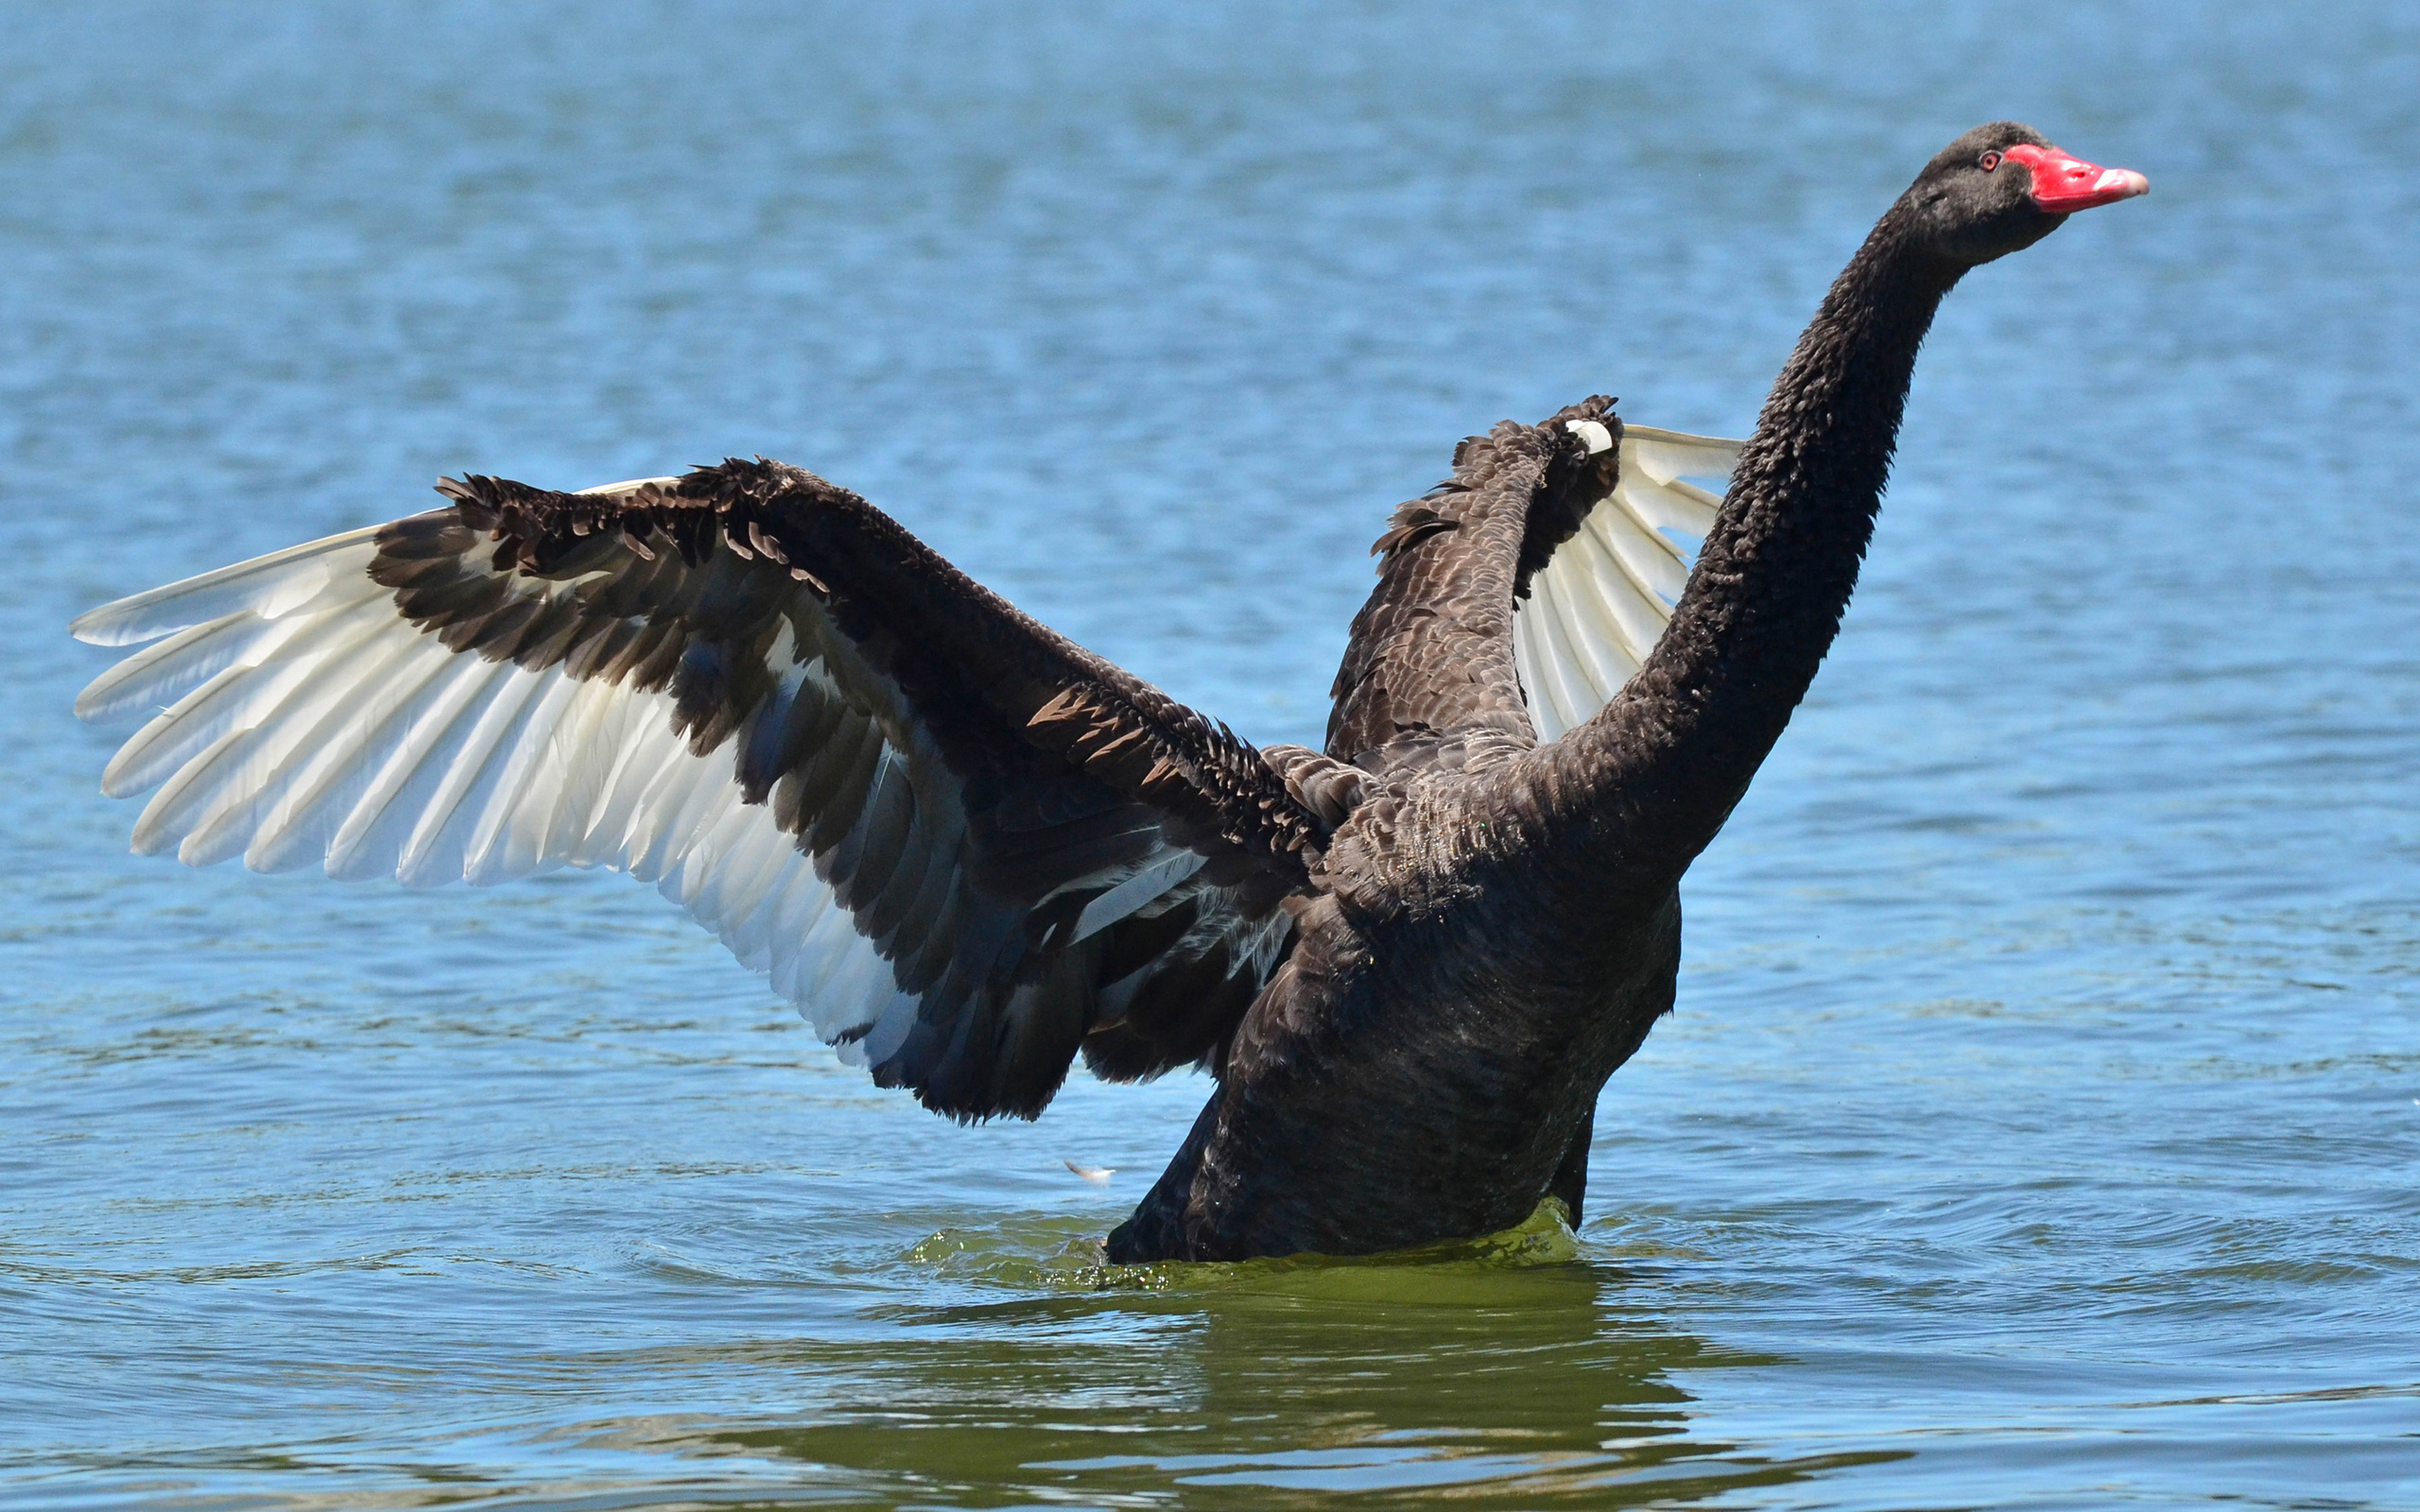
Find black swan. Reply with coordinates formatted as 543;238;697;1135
73;123;2143;1263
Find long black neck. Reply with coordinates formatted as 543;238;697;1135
1556;203;1963;885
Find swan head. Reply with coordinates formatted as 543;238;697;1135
1899;121;2148;268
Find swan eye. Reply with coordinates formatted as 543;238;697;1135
1979;150;2003;172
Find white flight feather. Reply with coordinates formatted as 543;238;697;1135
1529;574;1607;718
745;849;824;973
1511;616;1561;741
800;898;883;1040
1540;566;1636;696
1622;425;1743;490
1592;495;1693;606
130;606;406;855
207;627;441;870
695;793;786;923
245;643;464;875
103;605;370;797
1514;423;1742;741
526;673;633;863
723;845;809;971
325;655;518;880
673;784;752;912
573;694;687;870
78;609;277;723
768;877;832;999
462;669;592;884
395;664;553;886
1564;523;1668;663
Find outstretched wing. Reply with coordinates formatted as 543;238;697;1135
1512;422;1739;741
73;460;1318;1118
1324;400;1741;768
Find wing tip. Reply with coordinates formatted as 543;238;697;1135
66;524;390;648
69;599;159;648
1618;425;1747;490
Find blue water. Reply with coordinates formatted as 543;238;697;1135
5;3;2417;1507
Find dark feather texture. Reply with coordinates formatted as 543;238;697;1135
381;462;1334;1118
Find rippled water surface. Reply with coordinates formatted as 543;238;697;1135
6;3;2417;1507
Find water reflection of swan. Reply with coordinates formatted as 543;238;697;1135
73;124;2142;1263
637;1229;1898;1504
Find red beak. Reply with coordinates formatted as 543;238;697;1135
2004;144;2149;213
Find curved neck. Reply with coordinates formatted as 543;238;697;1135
1556;209;1962;883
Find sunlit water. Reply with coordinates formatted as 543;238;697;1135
4;4;2416;1507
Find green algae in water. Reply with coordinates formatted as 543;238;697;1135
904;1199;1584;1295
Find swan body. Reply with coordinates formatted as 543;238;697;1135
74;123;2142;1262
